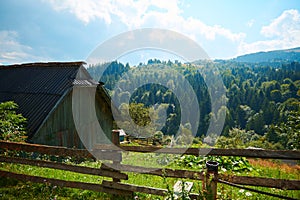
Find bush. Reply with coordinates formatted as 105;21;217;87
175;155;253;173
0;101;27;142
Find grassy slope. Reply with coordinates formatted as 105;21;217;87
0;154;299;200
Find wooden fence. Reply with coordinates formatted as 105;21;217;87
0;132;300;199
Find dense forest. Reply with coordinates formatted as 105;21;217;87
87;59;300;150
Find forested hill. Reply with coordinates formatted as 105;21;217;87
233;47;300;63
87;59;300;150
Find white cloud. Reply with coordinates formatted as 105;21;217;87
47;0;113;24
247;19;255;28
45;1;300;58
46;0;245;43
261;9;300;38
238;9;300;55
0;31;42;64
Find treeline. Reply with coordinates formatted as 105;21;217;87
219;61;300;149
220;61;299;133
87;60;300;150
89;60;212;137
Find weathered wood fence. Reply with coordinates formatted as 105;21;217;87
0;131;299;199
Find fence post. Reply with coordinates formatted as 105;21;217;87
204;161;218;200
112;130;120;147
112;130;121;183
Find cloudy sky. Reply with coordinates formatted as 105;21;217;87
1;0;300;65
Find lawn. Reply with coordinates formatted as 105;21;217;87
0;152;299;200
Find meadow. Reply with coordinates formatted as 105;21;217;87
0;151;299;200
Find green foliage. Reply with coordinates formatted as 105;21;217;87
154;131;163;140
216;128;261;148
175;155;253;173
175;124;194;145
117;103;158;138
216;128;280;150
266;110;300;150
0;101;27;142
129;103;152;127
88;59;300;150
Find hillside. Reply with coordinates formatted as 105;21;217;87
233;47;300;63
87;59;300;150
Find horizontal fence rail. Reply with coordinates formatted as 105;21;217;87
218;179;298;200
0;141;94;159
0;170;132;196
1;141;299;160
94;144;300;160
0;156;128;180
102;163;300;190
102;180;168;196
101;163;205;180
1;140;300;199
220;174;300;190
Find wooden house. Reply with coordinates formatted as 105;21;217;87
0;62;114;149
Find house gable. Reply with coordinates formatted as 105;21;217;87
0;62;114;148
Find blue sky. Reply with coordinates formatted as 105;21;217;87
0;0;300;65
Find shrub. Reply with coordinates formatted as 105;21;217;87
0;101;27;142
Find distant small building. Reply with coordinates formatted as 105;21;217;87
118;129;126;142
0;62;114;149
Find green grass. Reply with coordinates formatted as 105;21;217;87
0;153;299;200
0;179;112;200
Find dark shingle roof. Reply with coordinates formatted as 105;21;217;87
0;61;98;138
